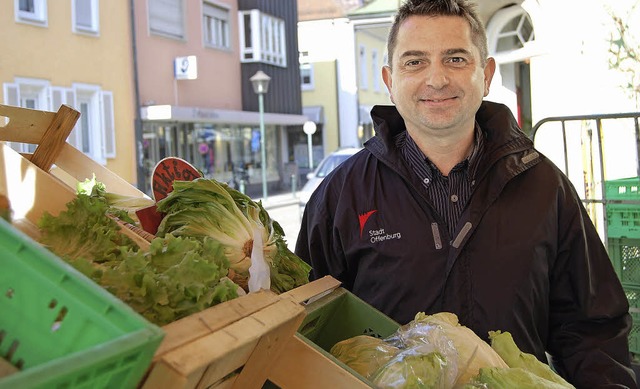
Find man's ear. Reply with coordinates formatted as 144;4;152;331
382;65;395;104
483;57;496;96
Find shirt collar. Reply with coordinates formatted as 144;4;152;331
398;122;485;181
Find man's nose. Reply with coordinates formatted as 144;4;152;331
425;63;449;89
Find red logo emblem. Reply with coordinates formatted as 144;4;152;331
359;210;377;238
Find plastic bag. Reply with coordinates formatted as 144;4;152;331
248;226;270;292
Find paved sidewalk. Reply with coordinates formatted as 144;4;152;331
255;190;301;210
255;191;303;249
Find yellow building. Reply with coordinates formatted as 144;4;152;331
0;1;138;184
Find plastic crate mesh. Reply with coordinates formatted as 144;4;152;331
621;244;640;285
625;287;640;355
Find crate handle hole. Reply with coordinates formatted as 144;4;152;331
51;306;68;332
4;288;13;299
48;299;58;309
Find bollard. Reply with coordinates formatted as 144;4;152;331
239;179;246;194
291;174;297;198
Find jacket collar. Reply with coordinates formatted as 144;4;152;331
368;101;533;158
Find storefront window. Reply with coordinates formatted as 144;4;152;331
141;121;280;196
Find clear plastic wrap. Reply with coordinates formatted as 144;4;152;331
331;318;460;388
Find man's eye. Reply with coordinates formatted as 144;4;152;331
405;60;422;66
448;57;466;64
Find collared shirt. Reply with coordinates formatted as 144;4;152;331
397;124;485;238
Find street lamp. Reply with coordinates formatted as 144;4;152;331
303;121;317;170
250;70;271;200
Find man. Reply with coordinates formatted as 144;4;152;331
295;0;637;386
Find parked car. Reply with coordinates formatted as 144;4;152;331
298;147;361;212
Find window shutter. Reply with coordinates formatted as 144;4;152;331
3;83;19;107
3;83;21;152
102;91;115;158
50;87;63;111
148;0;184;39
63;89;82;149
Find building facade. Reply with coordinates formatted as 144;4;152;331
136;0;307;197
0;0;138;184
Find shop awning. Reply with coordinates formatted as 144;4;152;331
141;105;309;126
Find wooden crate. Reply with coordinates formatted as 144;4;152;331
0;104;376;388
0;103;152;247
141;276;341;389
0;103;147;198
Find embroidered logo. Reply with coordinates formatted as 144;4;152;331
359;210;377;238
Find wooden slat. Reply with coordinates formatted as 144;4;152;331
29;105;80;171
212;297;305;389
269;335;370;388
0;104;53;143
144;298;305;389
0;357;18;379
154;290;279;359
0;143;75;225
55;143;149;198
281;275;341;304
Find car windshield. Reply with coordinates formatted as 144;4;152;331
315;154;352;178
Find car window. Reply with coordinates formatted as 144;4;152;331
316;155;351;178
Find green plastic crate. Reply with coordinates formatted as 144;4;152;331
606;177;640;201
296;288;400;385
608;238;640;287
605;177;640;239
0;218;165;389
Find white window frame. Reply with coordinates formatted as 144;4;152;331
101;91;115;158
74;83;106;164
73;0;100;35
15;0;48;26
238;10;287;67
299;51;314;90
203;1;230;50
3;78;50;154
148;0;185;40
51;86;82;150
359;45;368;90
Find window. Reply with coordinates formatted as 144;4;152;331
15;0;47;26
73;0;99;35
359;45;368;90
238;10;286;67
371;49;380;92
496;12;534;53
299;51;314;90
203;1;230;49
3;78;50;154
3;80;115;163
73;84;115;164
149;0;185;40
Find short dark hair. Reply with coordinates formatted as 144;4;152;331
386;0;489;69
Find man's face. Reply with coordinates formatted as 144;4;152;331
383;15;495;137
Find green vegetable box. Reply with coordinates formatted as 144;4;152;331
0;217;164;389
269;278;401;388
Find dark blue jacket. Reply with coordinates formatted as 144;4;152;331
295;101;636;388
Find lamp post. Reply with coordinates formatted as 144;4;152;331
250;70;271;201
303;121;317;170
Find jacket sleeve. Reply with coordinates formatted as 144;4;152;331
294;186;350;286
547;182;637;388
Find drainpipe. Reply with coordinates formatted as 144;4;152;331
130;0;146;192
